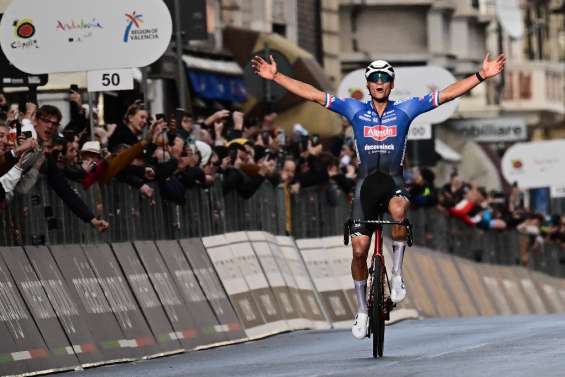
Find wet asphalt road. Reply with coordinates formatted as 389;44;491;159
59;315;565;377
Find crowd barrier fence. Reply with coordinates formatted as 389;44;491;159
0;178;563;278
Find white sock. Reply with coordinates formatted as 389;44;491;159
392;241;406;276
354;280;368;314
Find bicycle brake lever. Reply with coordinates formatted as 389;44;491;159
402;219;414;247
406;225;413;247
343;219;351;246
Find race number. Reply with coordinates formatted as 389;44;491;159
407;123;432;140
87;69;134;92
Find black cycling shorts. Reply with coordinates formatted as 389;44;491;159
350;171;409;237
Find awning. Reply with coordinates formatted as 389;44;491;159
435;139;462;162
3;72;87;93
187;70;247;103
182;55;243;76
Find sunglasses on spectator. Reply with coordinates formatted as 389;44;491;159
367;72;393;83
38;116;60;127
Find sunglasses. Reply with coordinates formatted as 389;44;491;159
38;116;60;128
367;72;393;83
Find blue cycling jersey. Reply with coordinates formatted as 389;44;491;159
324;91;440;177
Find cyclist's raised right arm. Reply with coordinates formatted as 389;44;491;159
252;55;326;106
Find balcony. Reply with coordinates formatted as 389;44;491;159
501;61;565;115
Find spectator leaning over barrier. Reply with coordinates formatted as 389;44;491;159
0;105;109;232
107;100;148;152
280;158;298;235
408;168;438;208
439;171;467;208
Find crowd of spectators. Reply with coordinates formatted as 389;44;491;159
406;166;565;251
0;89;360;234
0;88;563;253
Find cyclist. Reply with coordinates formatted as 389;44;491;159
252;53;506;339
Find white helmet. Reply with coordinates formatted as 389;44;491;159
365;60;395;80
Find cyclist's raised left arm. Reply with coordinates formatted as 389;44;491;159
438;53;506;104
252;55;326;106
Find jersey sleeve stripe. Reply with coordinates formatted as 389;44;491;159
433;91;440;107
324;93;331;108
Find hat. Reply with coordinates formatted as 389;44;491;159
293;123;308;136
80;141;101;155
194;140;212;168
227;138;252;147
214;146;228;160
254;145;267;162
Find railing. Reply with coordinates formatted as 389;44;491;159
1;177;563;278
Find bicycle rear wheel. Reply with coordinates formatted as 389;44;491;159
371;258;385;358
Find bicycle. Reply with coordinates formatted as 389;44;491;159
344;213;413;358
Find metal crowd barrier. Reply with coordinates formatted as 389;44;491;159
0;176;563;277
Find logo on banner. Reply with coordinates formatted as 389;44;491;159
512;159;524;170
348;88;364;100
56;18;104;43
123;11;158;43
11;19;38;49
364;125;397;141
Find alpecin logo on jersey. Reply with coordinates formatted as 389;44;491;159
363;125;397;141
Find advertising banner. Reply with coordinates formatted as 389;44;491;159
109;242;183;353
275;236;329;329
0;247;58;376
202;235;270;339
81;244;159;358
0;0;172;73
501;140;565;189
225;232;289;335
0;247;79;373
247;232;303;330
155;240;227;346
131;241;201;350
178;238;246;343
47;244;139;362
263;234;312;330
451;117;527;142
28;245;106;366
296;238;354;328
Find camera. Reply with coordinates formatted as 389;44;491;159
311;134;321;147
261;131;271;145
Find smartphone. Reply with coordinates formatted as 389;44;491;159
277;130;286;145
311;134;321;147
22;130;32;139
15;120;22;138
175;108;185;128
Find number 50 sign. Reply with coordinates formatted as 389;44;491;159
87;69;134;92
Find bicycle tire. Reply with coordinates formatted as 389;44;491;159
371;258;385;358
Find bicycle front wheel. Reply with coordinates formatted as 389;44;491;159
371;258;385;358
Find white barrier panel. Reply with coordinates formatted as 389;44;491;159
247;232;307;331
275;236;330;329
203;234;284;339
296;238;354;329
225;232;289;336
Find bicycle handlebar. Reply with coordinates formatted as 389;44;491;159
343;218;414;247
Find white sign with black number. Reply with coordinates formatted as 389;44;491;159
408;123;432;140
87;69;134;92
550;184;565;198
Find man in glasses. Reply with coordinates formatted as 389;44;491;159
0;104;109;233
252;53;506;339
